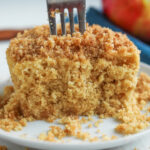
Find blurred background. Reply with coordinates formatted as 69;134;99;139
103;0;150;43
0;0;101;32
0;0;150;43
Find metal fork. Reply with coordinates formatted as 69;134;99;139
47;0;86;35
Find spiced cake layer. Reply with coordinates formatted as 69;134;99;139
5;24;140;120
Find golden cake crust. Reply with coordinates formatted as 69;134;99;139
7;24;140;68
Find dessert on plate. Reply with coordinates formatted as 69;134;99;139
0;24;150;135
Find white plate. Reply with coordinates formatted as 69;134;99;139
0;43;150;150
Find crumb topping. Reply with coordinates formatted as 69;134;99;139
7;24;139;69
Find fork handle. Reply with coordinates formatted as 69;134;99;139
0;29;24;40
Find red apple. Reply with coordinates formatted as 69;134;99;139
102;0;150;42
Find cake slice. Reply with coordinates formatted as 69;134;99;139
5;24;139;120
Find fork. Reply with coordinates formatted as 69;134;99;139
47;0;86;35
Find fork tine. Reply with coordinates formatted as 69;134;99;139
47;0;57;35
77;0;86;34
78;9;86;34
60;9;66;35
69;8;74;35
47;0;86;35
49;12;57;35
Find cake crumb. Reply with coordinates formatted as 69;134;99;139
147;116;150;122
0;119;24;132
58;116;78;124
80;117;88;124
64;119;81;136
135;73;150;107
147;107;150;112
97;129;101;133
50;126;65;139
111;135;117;140
98;119;103;123
94;120;100;127
38;132;56;142
99;115;105;119
76;132;90;141
88;116;94;121
89;136;99;142
38;117;92;142
88;124;92;128
101;134;110;141
50;9;60;17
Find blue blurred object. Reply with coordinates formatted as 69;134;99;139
86;8;150;65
